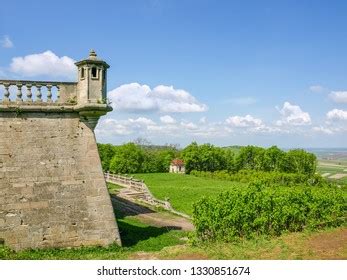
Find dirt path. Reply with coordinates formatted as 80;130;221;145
329;173;347;179
308;228;347;259
111;194;194;231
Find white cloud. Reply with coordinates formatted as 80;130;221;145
309;85;324;93
129;117;156;126
225;114;263;127
180;121;198;130
96;109;321;142
9;50;76;79
276;102;311;126
108;83;208;113
329;91;347;103
199;116;207;124
98;119;133;136
326;109;347;121
160;115;176;124
1;35;13;48
96;117;157;136
96;115;226;139
310;109;347;135
227;97;257;105
312;126;333;135
108;83;156;112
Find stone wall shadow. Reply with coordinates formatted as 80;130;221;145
110;194;181;247
110;194;155;219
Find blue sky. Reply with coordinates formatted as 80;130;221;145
1;0;347;148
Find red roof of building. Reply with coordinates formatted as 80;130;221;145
171;158;184;166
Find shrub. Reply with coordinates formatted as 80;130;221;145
192;183;346;242
190;170;329;187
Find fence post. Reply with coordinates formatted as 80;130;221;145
164;200;171;210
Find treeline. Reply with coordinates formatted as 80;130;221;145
182;143;317;175
98;143;178;174
98;141;317;176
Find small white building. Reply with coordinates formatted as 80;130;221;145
169;159;185;174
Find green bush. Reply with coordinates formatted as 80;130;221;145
190;170;329;187
192;183;346;242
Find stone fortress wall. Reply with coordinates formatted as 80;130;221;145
0;50;121;251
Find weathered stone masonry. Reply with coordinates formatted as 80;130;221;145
0;51;121;250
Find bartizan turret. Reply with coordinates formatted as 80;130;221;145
75;49;112;129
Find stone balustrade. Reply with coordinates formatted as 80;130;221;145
105;172;191;219
0;79;77;105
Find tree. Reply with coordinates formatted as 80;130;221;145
141;150;160;173
224;148;236;172
97;143;116;171
182;142;201;173
279;149;317;175
182;142;229;173
235;146;265;171
262;146;285;171
199;144;227;171
109;143;144;174
156;148;177;172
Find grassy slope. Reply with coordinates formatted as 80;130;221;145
133;173;245;215
2;225;345;259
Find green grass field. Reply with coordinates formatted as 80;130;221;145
133;173;245;215
317;160;347;184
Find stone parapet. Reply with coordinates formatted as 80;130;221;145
0;102;112;114
0;80;77;105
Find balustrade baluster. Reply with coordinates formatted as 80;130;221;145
36;85;42;102
26;84;33;102
16;84;23;102
3;83;10;102
47;85;52;102
0;80;78;106
56;85;60;103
